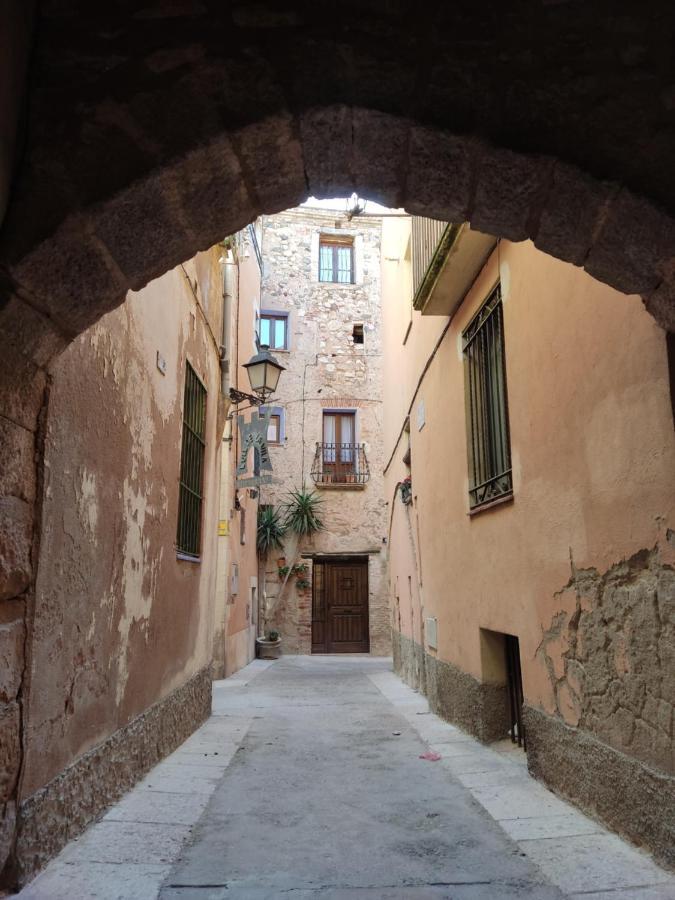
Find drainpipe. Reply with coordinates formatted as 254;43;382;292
220;249;236;397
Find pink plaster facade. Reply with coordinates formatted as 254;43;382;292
382;220;675;863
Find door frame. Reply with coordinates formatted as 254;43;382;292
311;556;370;654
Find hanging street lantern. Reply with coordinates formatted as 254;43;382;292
230;345;285;407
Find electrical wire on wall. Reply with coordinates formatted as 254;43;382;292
300;354;319;485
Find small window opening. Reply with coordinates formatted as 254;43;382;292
353;324;364;344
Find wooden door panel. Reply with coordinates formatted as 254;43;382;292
326;562;369;653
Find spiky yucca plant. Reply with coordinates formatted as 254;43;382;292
283;488;324;537
256;505;287;558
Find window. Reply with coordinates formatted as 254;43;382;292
462;284;512;510
322;411;356;470
267;414;281;444
352;324;364;344
319;237;354;283
177;363;207;557
259;312;287;350
260;406;284;444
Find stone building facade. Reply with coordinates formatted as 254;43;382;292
257;207;389;657
382;218;675;867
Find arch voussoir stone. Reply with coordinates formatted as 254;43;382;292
645;280;675;333
584;189;675;297
299;105;356;200
352;109;411;210
404;126;476;223
469;145;555;244
534;163;618;268
231;114;308;216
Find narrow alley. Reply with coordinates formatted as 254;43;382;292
19;658;675;900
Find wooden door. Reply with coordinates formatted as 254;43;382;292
312;559;369;653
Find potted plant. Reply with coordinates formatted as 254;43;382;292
296;578;311;591
256;629;282;659
400;475;413;505
257;505;287;557
278;564;290;579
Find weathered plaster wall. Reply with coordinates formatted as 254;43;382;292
256;207;389;656
19;249;224;810
382;222;675;860
212;229;262;678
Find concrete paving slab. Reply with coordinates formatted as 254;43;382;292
517;833;673;894
136;770;226;795
437;750;520;775
572;887;675;900
57;820;192;866
103;788;210;826
161;658;564;900
454;767;533;788
470;781;583;821
497;811;604;841
18;861;174;900
17;657;675;900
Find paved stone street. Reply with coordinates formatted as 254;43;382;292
19;658;675;900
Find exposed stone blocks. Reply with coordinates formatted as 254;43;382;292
0;296;70;369
0;420;35;504
0;345;46;434
0;702;20;804
644;280;675;333
525;705;675;870
7;219;128;336
405;128;476;223
534;163;617;267
233;115;307;216
13;666;212;886
299;105;355;199
585;189;675;296
537;546;675;776
352;109;409;209
91;172;194;293
175;137;256;255
470;146;554;243
394;631;510;743
0;497;33;603
0;604;25;705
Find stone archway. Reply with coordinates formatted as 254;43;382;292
3;2;675;883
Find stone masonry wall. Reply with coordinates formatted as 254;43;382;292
536;542;675;776
256;207;389;655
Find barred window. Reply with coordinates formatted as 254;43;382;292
319;237;354;283
462;285;512;510
177;363;207;557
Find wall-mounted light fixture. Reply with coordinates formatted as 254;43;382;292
229;345;285;408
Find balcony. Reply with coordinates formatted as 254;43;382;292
311;443;370;489
411;216;497;318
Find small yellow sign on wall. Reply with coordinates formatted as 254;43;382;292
218;520;230;537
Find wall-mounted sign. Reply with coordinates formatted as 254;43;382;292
236;409;275;487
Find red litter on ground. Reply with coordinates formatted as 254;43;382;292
419;751;441;761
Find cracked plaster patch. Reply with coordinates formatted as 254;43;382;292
537;541;675;774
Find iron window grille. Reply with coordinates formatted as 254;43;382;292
176;362;207;557
462;284;512;510
319;237;354;283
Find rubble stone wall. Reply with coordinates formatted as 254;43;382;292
257;207;390;656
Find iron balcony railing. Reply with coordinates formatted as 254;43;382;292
311;443;370;486
411;215;449;296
